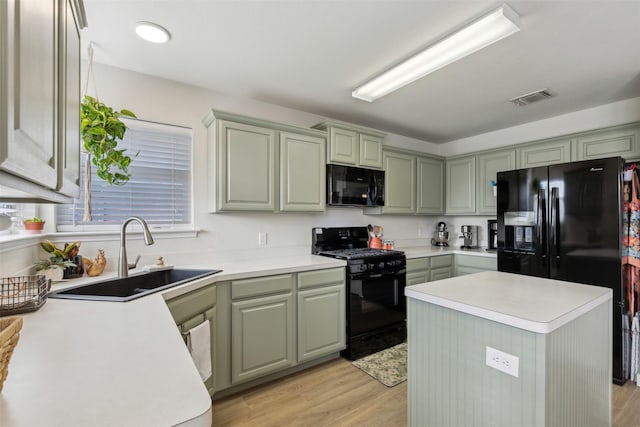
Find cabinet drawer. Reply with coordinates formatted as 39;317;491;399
456;255;496;270
407;257;430;273
166;284;216;325
298;267;345;289
232;274;294;299
431;255;453;269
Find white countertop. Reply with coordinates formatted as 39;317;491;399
0;252;345;427
405;271;612;333
398;245;496;259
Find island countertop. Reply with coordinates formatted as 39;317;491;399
405;270;612;333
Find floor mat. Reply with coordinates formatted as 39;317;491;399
351;343;407;387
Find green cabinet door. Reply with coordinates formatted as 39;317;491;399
297;268;346;362
216;120;276;211
328;127;358;165
298;284;345;362
446;156;476;214
476;149;516;214
417;156;445;214
359;133;384;169
280;132;326;212
454;255;496;276
231;292;295;384
406;257;429;286
430;267;452;281
516;138;572;168
572;123;640;162
166;283;217;396
57;0;82;198
382;151;416;213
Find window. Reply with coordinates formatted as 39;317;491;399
0;203;37;232
57;118;193;230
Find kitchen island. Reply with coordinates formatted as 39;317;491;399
405;271;612;427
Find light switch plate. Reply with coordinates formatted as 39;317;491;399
486;346;519;378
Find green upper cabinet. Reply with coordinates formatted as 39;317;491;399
279;132;326;212
417;156;445;214
359;133;384;168
313;121;385;169
476;149;516;214
0;0;85;202
571;123;640;162
366;150;444;215
516;138;572;168
328;127;358;165
446;156;476;214
380;151;416;214
203;110;326;213
214;119;276;212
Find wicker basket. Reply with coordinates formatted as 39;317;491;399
0;276;51;316
0;316;22;392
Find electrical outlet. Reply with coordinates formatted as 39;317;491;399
258;231;268;247
485;346;519;378
418;226;427;238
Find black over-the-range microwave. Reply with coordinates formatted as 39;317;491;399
326;164;385;207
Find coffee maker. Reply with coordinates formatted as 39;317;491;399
487;220;498;251
460;225;479;249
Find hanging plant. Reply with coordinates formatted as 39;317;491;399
80;95;137;185
80;44;137;221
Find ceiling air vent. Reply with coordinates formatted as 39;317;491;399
509;89;552;106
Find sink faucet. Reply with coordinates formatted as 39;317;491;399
118;216;155;278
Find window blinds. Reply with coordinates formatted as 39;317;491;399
57;118;192;228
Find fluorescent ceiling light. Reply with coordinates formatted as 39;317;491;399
352;3;520;102
135;22;171;44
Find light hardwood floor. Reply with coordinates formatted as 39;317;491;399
213;358;640;427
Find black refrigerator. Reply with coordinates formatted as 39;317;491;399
497;156;625;384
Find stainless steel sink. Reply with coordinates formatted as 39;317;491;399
48;269;222;302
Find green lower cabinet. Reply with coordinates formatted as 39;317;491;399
166;283;217;396
406;255;454;285
406;257;430;286
430;267;452;281
297;284;345;362
454;254;496;276
297;268;346;362
231;291;295;384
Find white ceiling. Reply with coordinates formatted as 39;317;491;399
81;0;640;143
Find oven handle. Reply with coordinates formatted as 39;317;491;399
349;268;406;280
394;280;398;306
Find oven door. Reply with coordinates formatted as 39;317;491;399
348;269;406;337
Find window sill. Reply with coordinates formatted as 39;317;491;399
0;228;200;252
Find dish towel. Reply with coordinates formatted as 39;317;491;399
187;320;212;382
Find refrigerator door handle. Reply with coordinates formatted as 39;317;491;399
538;188;547;258
551;187;560;259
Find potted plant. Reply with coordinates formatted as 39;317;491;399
38;240;83;279
80;95;137;220
23;217;45;232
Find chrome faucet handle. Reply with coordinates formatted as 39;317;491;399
128;255;141;270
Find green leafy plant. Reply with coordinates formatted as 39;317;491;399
80;95;137;185
23;217;45;223
36;240;79;272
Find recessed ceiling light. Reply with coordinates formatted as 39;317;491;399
135;21;171;44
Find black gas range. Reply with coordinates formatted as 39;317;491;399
312;227;407;360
